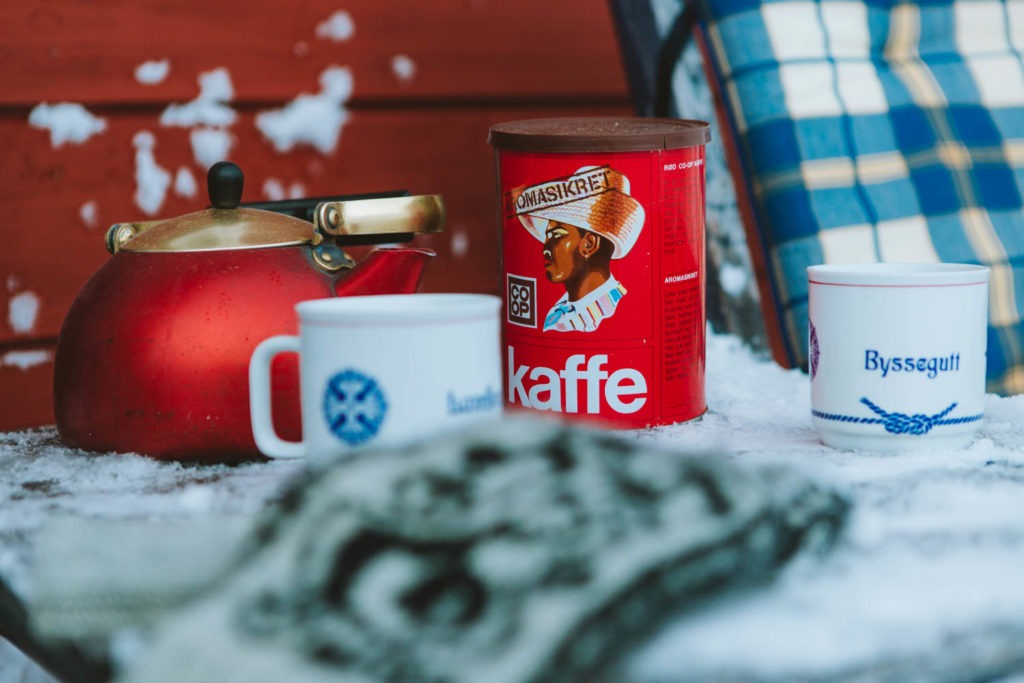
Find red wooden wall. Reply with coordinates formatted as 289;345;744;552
0;1;631;431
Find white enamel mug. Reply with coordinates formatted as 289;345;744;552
808;263;989;451
249;294;502;463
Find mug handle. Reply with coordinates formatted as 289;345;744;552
249;335;305;459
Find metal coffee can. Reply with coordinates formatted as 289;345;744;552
488;117;711;429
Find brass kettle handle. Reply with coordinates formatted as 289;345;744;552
314;195;445;241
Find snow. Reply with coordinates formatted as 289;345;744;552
7;290;40;334
4;330;1024;680
255;67;353;154
718;261;748;297
315;11;355;42
28;103;107;147
79;200;99;229
134;60;170;85
132;132;172;215
174;167;197;199
391;54;417;84
1;349;52;371
189;127;233;169
159;68;236;128
451;230;470;259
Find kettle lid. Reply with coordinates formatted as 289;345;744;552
109;162;315;253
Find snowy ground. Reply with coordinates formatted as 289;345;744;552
3;329;1024;681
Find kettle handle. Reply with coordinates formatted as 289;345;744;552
238;190;409;223
249;336;305;460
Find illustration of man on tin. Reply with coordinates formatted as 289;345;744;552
510;165;645;332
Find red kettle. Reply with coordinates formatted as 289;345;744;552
54;161;441;462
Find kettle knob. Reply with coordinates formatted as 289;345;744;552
208;161;244;209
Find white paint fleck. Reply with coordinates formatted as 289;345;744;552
719;262;750;298
6;276;20;293
132;131;172;216
8;291;40;334
288;182;307;199
263;178;286;201
189;127;233;169
391;54;417;84
160;68;237;128
28;102;107;147
79;201;99;229
255;66;353;154
451;230;470;259
174;167;198;199
315;11;355;41
134;59;170;85
294;41;311;57
1;349;53;371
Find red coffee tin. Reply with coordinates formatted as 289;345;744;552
488;117;711;429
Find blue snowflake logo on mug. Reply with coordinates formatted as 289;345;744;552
322;369;387;446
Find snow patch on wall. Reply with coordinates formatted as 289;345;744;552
1;349;53;372
391;55;417;84
134;60;171;85
255;67;353;154
174;168;198;199
450;230;469;259
80;201;99;229
190;128;233;169
263;179;286;201
7;291;40;335
28;103;107;147
315;11;355;41
262;179;308;200
133;132;172;216
160;68;237;128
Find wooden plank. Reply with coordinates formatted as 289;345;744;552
0;344;55;432
0;101;632;430
0;0;628;107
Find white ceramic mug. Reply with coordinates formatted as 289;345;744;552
249;293;502;462
808;263;989;451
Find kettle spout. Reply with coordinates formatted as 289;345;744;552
333;247;436;297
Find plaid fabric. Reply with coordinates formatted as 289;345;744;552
693;0;1024;394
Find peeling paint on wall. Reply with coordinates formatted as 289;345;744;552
28;103;107;147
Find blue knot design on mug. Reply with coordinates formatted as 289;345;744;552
812;397;983;436
322;369;388;446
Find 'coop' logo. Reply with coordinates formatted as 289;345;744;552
507;274;536;328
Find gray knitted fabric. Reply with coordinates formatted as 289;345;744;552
121;417;847;683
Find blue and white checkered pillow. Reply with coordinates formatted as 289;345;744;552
694;0;1024;394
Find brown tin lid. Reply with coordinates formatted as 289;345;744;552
488;117;710;153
